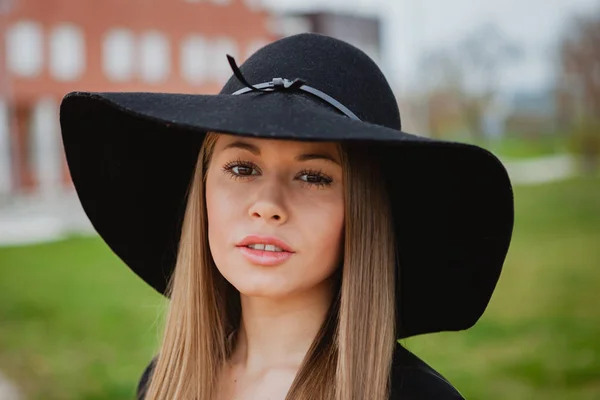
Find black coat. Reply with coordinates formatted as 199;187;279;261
136;343;465;399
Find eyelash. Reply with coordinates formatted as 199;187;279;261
222;159;334;188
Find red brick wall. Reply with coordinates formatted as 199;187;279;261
2;0;277;192
7;0;275;97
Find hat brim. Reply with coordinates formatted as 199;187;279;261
60;91;514;338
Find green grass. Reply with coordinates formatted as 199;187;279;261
1;176;600;399
452;134;570;160
0;239;166;399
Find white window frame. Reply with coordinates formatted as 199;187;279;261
138;31;171;84
6;20;44;78
102;28;136;82
181;35;210;85
49;23;86;81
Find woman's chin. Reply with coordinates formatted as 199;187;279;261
237;287;295;300
216;257;332;300
226;276;298;299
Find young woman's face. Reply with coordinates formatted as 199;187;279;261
205;134;344;299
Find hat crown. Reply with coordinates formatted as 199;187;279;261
220;33;401;130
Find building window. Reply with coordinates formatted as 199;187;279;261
139;31;170;83
103;28;135;82
31;97;61;195
210;37;239;84
49;24;85;81
181;35;210;85
0;99;11;195
6;20;44;77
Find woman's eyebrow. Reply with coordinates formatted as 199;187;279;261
222;140;260;155
295;153;340;166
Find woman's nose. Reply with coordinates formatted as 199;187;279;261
247;180;288;224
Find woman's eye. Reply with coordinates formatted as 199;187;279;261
231;165;256;176
222;160;260;179
300;174;321;183
298;172;333;186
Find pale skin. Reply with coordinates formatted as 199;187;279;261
205;135;345;399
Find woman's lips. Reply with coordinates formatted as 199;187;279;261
236;235;295;266
237;246;294;266
236;235;294;252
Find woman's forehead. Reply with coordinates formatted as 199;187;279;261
213;134;341;158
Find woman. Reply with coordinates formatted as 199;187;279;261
59;33;514;399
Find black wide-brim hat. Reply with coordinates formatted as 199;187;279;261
59;33;513;338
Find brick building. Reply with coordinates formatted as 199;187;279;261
0;0;275;198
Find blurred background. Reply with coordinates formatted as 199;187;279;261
0;0;599;399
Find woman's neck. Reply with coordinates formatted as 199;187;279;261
230;277;336;374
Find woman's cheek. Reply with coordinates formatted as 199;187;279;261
206;177;239;258
207;177;246;215
296;193;344;259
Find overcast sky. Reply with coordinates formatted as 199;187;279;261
262;0;599;94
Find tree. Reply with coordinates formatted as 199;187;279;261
558;8;600;172
419;23;521;140
560;9;600;120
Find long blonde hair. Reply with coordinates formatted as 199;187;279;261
142;133;397;399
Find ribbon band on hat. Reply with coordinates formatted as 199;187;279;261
227;55;361;121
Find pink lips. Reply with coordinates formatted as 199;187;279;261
236;235;295;266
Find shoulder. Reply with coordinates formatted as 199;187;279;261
135;346;465;400
389;344;465;400
136;356;157;400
